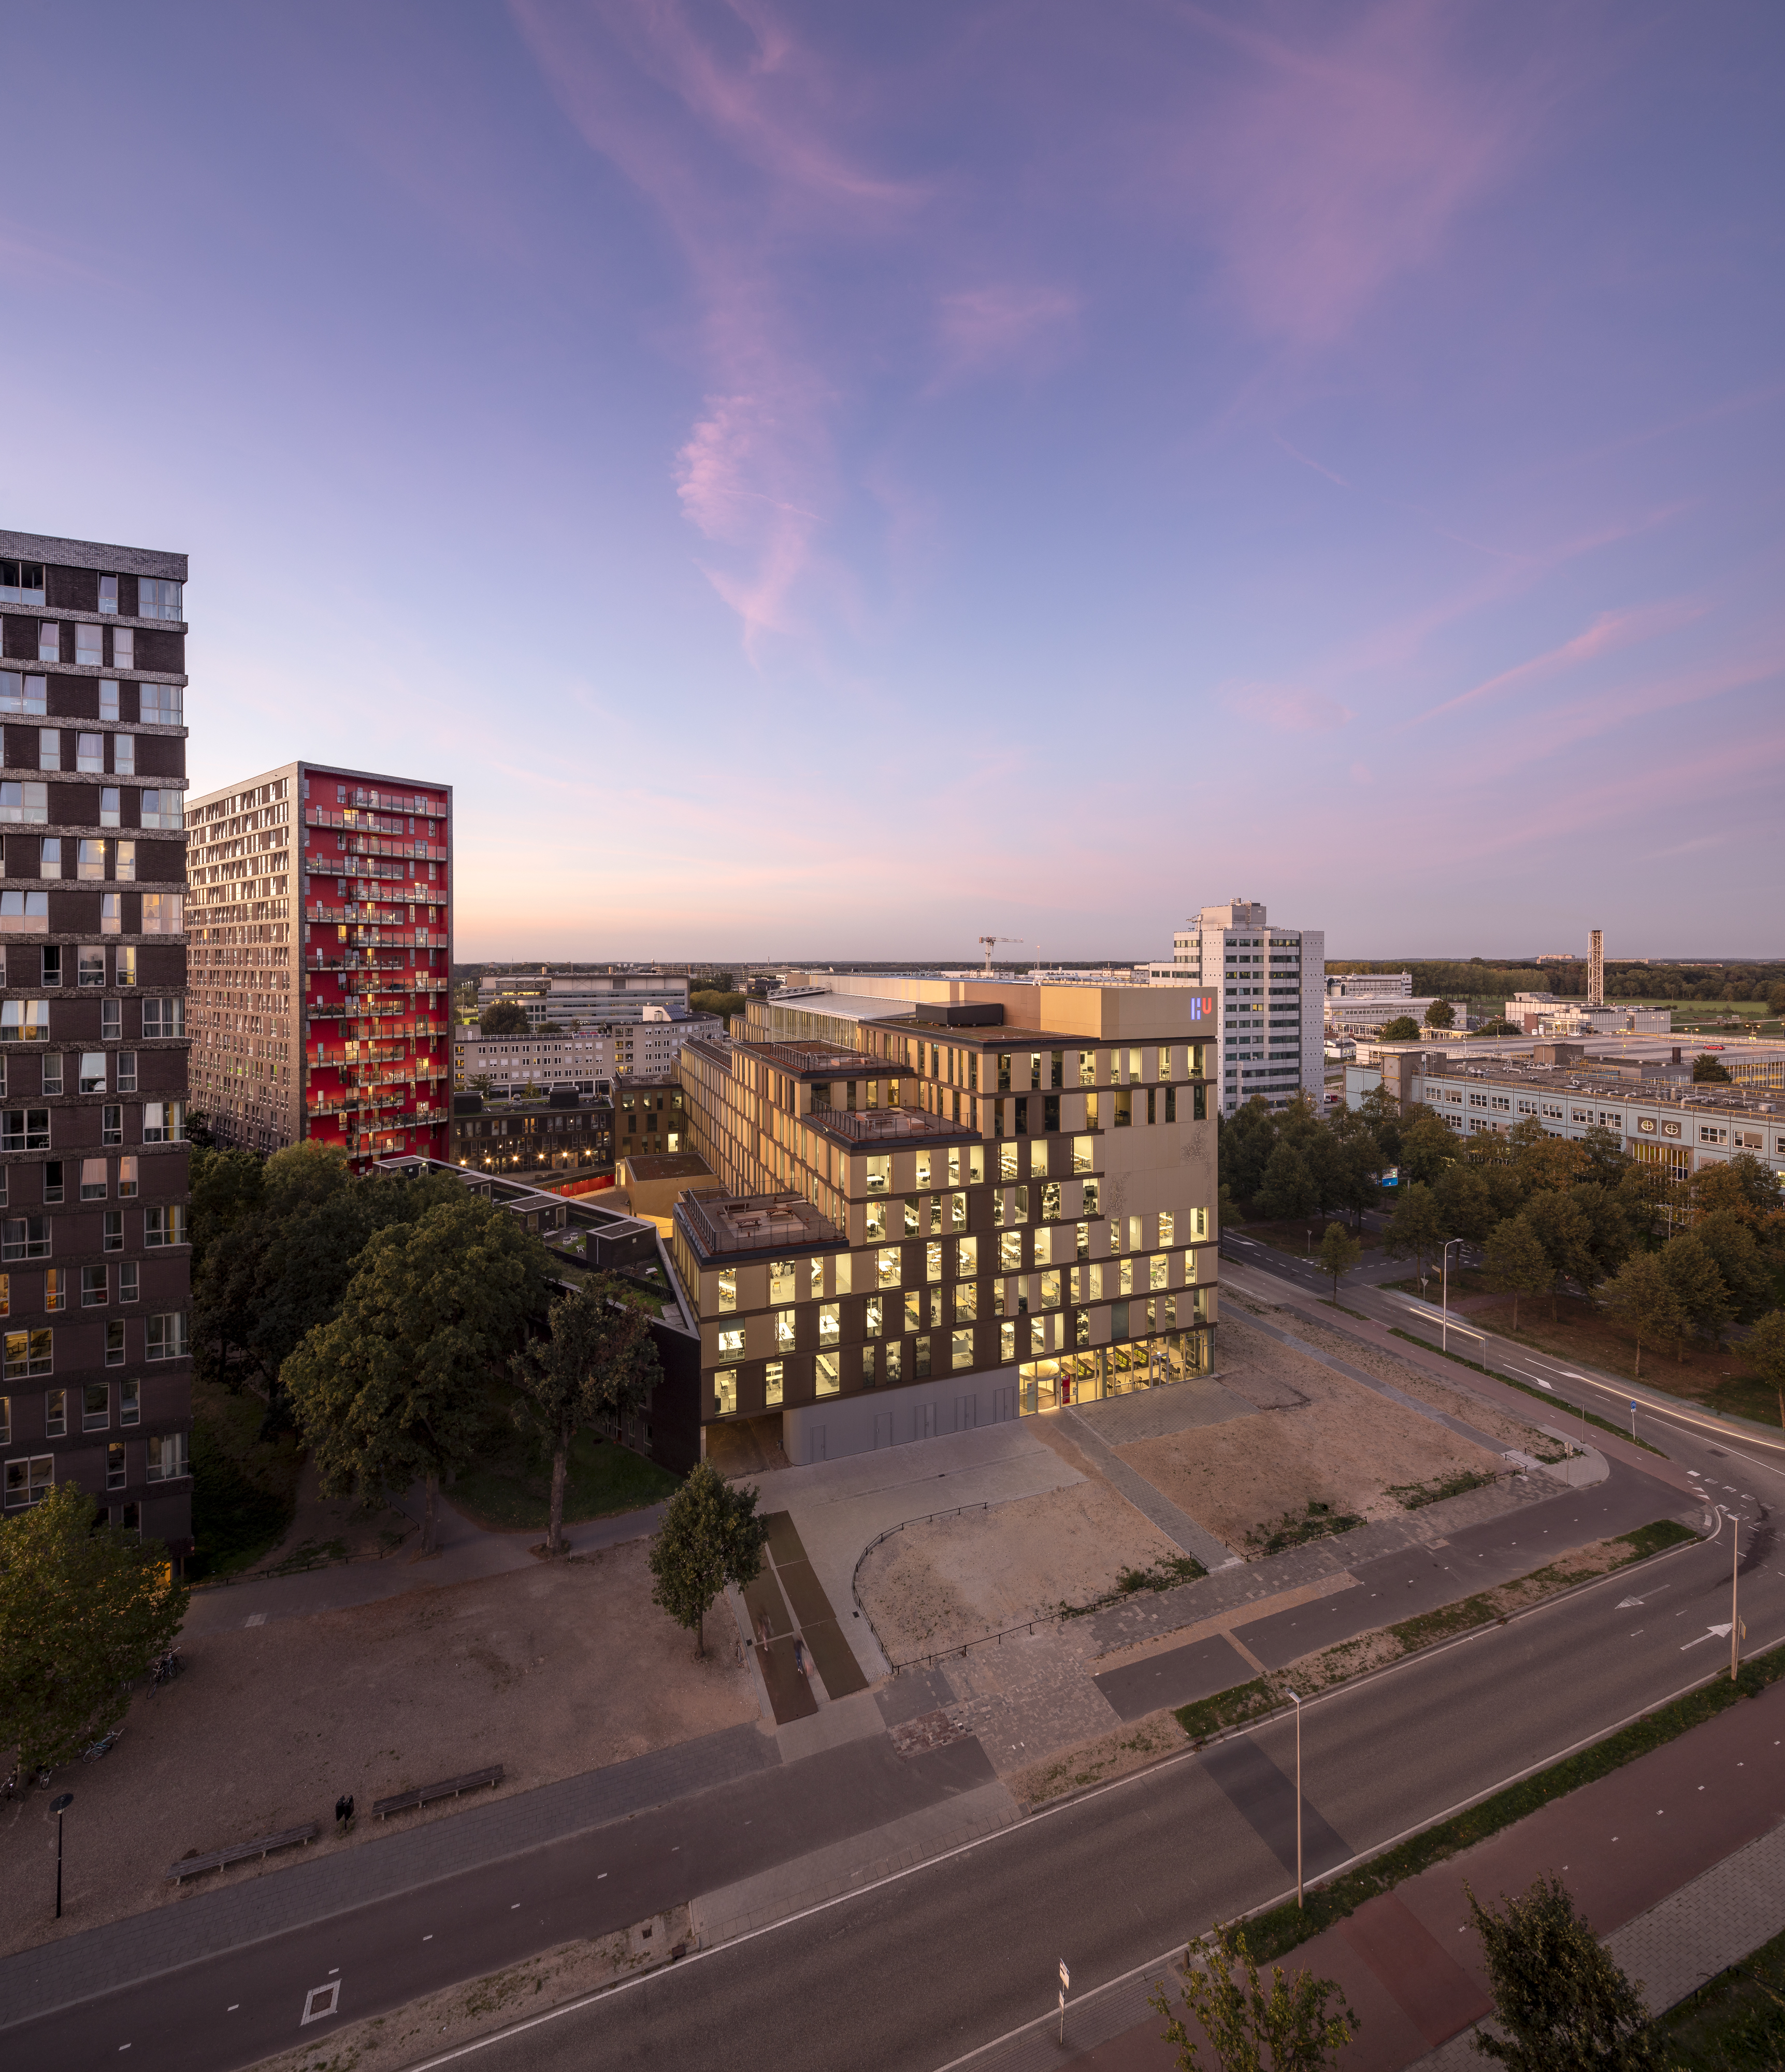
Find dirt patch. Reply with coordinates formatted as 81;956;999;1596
856;1479;1185;1660
0;1540;756;1960
1117;1314;1514;1553
250;1909;694;2072
1011;1708;1188;1806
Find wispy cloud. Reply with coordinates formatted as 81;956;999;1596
930;281;1079;390
1413;597;1709;726
1221;681;1352;733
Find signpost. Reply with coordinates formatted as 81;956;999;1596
1059;1959;1070;2042
1630;1400;1637;1442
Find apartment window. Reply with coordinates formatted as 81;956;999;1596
713;1368;738;1417
42;1162;63;1205
0;559;44;602
816;1351;840;1397
103;1212;123;1252
717;1326;744;1359
0;1102;51;1155
107;1441;126;1492
139;578;183;622
79;1052;107;1095
142;1101;184;1143
0;783;49;824
112;734;135;778
112;627;134;669
146;1431;190;1480
142;998;183;1038
774;1309;795;1350
146;1313;188;1361
106;1319;125;1366
102;1002;122;1045
4;1455;53;1507
146;1205;186;1247
903;1290;922;1334
77;732;105;773
98;575;119;614
954;1282;977;1321
0;674;47;718
119;1261;138;1302
5;1329;52;1378
1114;1090;1132;1128
1150;1254;1170;1291
38;728;62;771
117;1156;138;1200
768;1258;795;1303
141;891;183;932
81;1264;109;1310
139;684;182;724
2;1218;48;1261
80;1158;108;1201
0;891;48;934
146;788;177;829
717;1270;737;1313
82;1379;109;1430
120;1377;139;1426
99;679;119;720
37;624;60;664
116;946;136;986
113;837;136;882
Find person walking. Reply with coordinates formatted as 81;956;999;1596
793;1636;808;1677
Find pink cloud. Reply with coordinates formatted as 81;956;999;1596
1414;597;1709;725
1168;3;1539;351
1221;681;1352;733
931;281;1080;387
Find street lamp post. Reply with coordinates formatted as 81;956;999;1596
50;1791;72;1919
1288;1689;1304;1907
1441;1239;1465;1355
1733;1510;1742;1684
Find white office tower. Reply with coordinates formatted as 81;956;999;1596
1160;901;1326;1114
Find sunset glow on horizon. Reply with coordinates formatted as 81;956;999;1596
4;3;1780;960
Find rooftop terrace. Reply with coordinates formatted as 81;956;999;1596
676;1190;841;1259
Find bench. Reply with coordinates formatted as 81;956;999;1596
167;1822;320;1882
373;1764;504;1819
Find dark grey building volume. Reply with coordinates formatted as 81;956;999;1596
0;529;192;1556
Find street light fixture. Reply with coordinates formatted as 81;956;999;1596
50;1791;72;1919
1440;1238;1466;1354
1287;1689;1304;1907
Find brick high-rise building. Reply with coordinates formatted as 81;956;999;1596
0;528;192;1551
186;763;452;1174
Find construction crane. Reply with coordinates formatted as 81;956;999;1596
978;935;1022;973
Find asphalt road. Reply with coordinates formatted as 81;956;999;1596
23;1248;1785;2072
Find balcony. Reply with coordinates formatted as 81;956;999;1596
677;1190;839;1259
742;1039;865;1076
817;1103;973;1144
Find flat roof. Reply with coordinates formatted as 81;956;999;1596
621;1152;713;1181
675;1191;841;1260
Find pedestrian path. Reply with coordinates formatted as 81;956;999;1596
951;1663;1785;2069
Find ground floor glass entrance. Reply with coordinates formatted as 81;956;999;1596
1017;1328;1213;1415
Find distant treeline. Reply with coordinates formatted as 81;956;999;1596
1329;959;1785;1004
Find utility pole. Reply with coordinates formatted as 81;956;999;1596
1288;1689;1304;1907
50;1792;72;1919
1733;1511;1741;1684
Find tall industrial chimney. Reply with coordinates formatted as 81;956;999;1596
1588;928;1604;1008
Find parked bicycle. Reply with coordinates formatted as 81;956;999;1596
81;1726;123;1763
150;1647;183;1691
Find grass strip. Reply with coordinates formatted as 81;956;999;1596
1239;1643;1783;1966
1657;1920;1785;2066
1174;1679;1277;1745
1387;1327;1666;1455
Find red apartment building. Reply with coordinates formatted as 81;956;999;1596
186;762;451;1172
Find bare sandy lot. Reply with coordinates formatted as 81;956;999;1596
0;1540;756;1959
857;1478;1184;1659
1120;1312;1530;1552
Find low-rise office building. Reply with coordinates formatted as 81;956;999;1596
478;966;690;1029
616;1078;692;1159
670;973;1219;1465
1325;996;1470;1040
456;1006;723;1094
450;1090;613;1182
1325;973;1414;999
1347;1043;1785;1186
1503;993;1672;1036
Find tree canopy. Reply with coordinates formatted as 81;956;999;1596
1693;1053;1732;1083
1468;1874;1657;2072
479;1001;530;1035
649;1461;767;1657
0;1486;190;1777
1377;1015;1422;1042
1150;1921;1358;2072
284;1193;554;1552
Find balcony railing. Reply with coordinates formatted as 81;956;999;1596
742;1039;866;1076
816;1103;971;1143
678;1190;839;1257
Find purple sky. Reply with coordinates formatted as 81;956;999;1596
6;3;1781;960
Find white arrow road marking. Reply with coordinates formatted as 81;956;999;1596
1617;1587;1669;1608
1682;1625;1735;1650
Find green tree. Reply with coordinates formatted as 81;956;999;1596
648;1461;767;1657
0;1486;190;1777
1767;981;1785;1017
1577;1124;1628;1186
1509;1117;1585;1198
1747;1311;1785;1426
1693;1053;1732;1083
1597;1253;1685;1379
1692;1210;1777;1322
1661;1232;1731;1352
1482;1217;1550;1332
1477;1017;1519;1037
1523;1187;1631;1320
1377;1015;1421;1043
1357;1082;1404;1161
1423;999;1456;1030
1149;1920;1358;2072
1435;1162;1494;1242
511;1284;660;1556
1254;1141;1320;1221
1318;1221;1362;1304
1218;1099;1280;1211
188;1145;266;1277
1385;1181;1446;1285
1693;1152;1784;1225
1467;1874;1658;2072
1399;1106;1457;1187
284;1194;553;1553
480;1001;530;1035
1322;1107;1384;1228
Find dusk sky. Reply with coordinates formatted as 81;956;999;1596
6;3;1781;961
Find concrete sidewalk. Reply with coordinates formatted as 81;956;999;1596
962;1669;1785;2070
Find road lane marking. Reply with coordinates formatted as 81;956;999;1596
301;1982;341;2025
